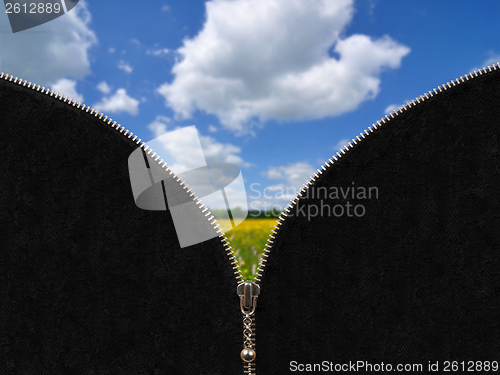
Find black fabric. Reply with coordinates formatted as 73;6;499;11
258;70;500;372
0;79;241;374
1;69;500;375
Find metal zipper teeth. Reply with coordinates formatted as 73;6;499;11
243;318;257;374
251;62;500;284
0;72;247;282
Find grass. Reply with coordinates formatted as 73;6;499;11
220;218;278;280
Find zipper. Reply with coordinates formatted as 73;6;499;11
214;62;500;374
237;280;259;373
3;62;499;374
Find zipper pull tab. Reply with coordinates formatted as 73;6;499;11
237;281;260;366
237;281;260;314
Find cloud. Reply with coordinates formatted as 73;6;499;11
208;125;217;132
0;0;97;85
483;54;500;67
109;47;115;53
263;162;316;192
118;60;133;73
383;98;411;115
146;119;251;212
248;161;318;210
125;37;170;57
157;0;410;135
93;89;140;116
147;115;172;137
50;78;84;103
469;50;500;72
471;51;500;72
162;5;170;11
147;116;251;171
200;135;252;167
384;104;399;114
146;48;170;57
96;81;111;95
333;138;350;151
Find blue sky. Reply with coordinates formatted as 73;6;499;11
1;0;499;213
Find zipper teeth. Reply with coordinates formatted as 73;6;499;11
0;73;190;177
253;62;500;284
244;362;256;375
0;72;247;281
243;317;256;374
0;72;146;145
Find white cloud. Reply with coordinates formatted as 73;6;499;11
162;5;170;11
384;104;399;114
146;120;250;212
146;48;170;56
96;81;111;94
208;125;217;132
384;98;411;115
333;138;350;151
157;0;410;135
147;115;172;137
200;135;252;167
93;89;140;116
367;0;377;16
249;161;318;210
483;54;500;67
147;116;251;171
50;78;84;103
118;60;133;73
469;50;500;72
263;162;316;191
109;47;115;53
0;0;97;85
471;52;500;72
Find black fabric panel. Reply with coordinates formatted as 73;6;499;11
0;78;241;374
257;70;500;372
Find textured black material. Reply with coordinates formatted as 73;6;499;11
1;69;500;375
0;78;241;374
258;70;500;372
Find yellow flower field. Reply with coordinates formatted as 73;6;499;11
220;218;278;281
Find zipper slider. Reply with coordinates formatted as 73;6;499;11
237;281;260;366
238;281;260;314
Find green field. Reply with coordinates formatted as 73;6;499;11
221;218;278;280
